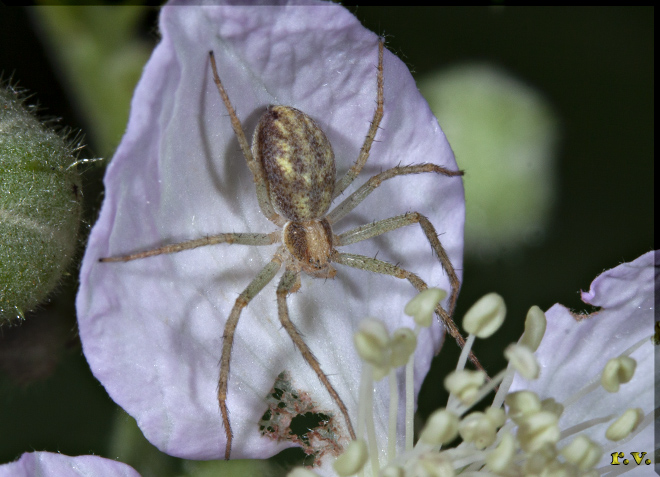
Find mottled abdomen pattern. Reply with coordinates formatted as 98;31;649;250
253;106;336;222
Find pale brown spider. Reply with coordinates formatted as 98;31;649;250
101;39;479;459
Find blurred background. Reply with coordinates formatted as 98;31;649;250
0;5;653;476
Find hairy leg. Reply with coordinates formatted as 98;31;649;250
332;251;484;373
327;164;463;225
218;251;283;459
209;51;284;226
276;268;356;441
99;231;280;262
332;39;384;200
335;212;459;317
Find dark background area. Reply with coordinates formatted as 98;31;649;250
0;5;653;470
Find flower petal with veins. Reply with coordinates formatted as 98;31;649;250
76;1;463;462
0;452;140;477
510;251;655;472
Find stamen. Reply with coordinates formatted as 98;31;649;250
504;343;539;380
516;411;560;452
444;369;486;408
605;407;644;441
418;408;459;446
405;350;414;451
404;288;447;327
518;305;547;352
559;435;602;470
390;328;416;368
462;292;506;338
559;414;614;440
333;439;369;476
600;356;636;393
458;409;504;449
387;368;398;461
505;390;542;424
485;432;516;472
354;318;390;368
454;334;476;373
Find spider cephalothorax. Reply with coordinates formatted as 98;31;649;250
101;39;478;459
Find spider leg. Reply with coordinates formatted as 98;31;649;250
332;251;485;374
209;51;284;226
218;250;284;459
336;212;459;317
99;231;280;262
276;268;357;441
332;39;384;200
327;164;463;225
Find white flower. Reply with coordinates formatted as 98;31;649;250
298;251;655;475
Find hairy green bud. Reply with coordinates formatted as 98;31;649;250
0;85;82;323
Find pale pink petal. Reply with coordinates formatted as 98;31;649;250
510;251;655;471
77;1;462;463
0;452;140;477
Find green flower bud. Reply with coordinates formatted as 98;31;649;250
0;85;82;323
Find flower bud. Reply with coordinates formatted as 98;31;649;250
0;86;82;323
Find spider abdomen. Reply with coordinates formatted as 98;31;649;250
253;105;336;222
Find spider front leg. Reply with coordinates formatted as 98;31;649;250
218;251;283;460
332;38;384;199
332;250;485;374
335;212;459;317
99;232;279;262
327;164;463;225
209;51;284;227
276;269;356;441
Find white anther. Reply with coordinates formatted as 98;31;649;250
333;439;368;476
286;468;318;477
485;407;506;428
354;318;390;367
458;411;499;450
505;391;541;424
419;408;459;446
605;407;644;441
504;343;539;380
444;369;486;405
519;305;546;351
380;465;404;477
415;452;455;477
485;433;516;472
404;288;447;328
462;292;506;338
560;435;602;470
389;327;417;368
601;356;636;392
517;411;560;453
522;443;557;474
540;397;564;419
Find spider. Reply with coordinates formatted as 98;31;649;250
100;39;479;459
